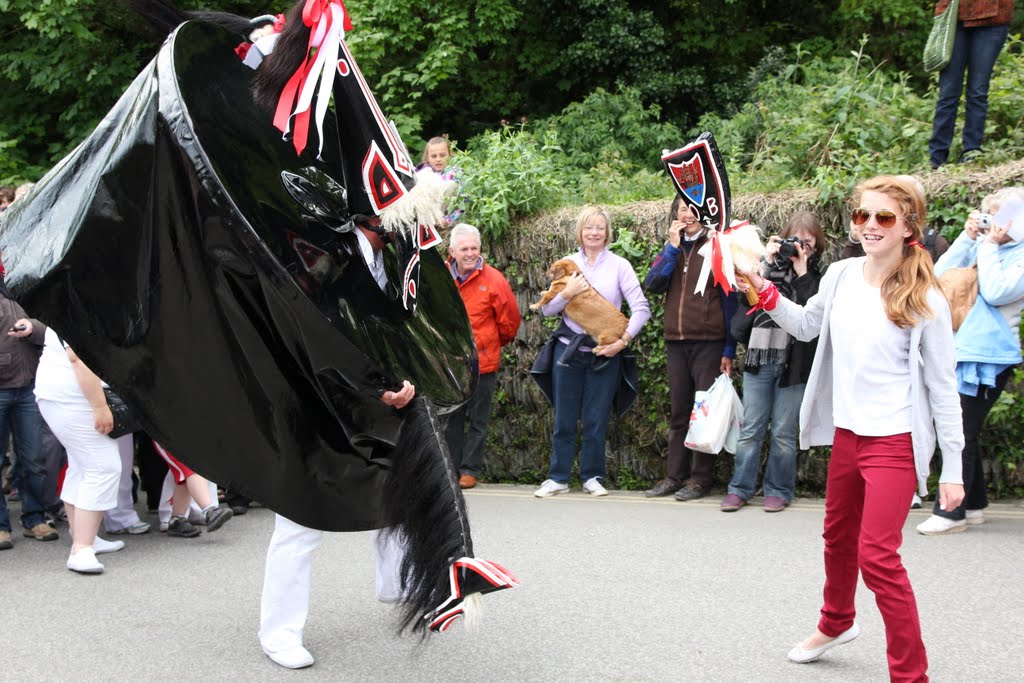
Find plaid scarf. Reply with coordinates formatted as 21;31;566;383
745;271;797;367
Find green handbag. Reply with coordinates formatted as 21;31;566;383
923;0;960;72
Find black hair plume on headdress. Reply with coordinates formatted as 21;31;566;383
251;2;311;112
123;0;252;39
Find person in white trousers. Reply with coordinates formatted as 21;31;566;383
258;223;417;669
259;377;414;669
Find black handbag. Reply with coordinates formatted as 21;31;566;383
104;388;141;439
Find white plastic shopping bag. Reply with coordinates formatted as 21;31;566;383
684;373;742;454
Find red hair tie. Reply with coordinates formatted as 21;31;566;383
907;240;926;250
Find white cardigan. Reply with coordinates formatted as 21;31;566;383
767;258;964;495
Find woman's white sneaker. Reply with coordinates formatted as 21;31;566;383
66;547;104;574
916;514;967;535
965;509;985;525
93;536;126;554
533;479;569;498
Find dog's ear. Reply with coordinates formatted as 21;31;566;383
552;259;575;280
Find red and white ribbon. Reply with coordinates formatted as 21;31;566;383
694;220;750;296
273;0;354;157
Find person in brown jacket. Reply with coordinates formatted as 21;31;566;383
0;276;55;550
928;0;1014;167
643;196;738;501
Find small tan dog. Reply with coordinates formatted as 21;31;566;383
530;258;628;346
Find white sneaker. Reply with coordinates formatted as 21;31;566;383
533;479;569;498
910;494;922;509
93;536;125;554
262;644;314;669
582;477;609;496
966;509;985;525
66;547;104;574
916;514;967;535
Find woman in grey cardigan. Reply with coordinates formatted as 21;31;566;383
740;175;964;682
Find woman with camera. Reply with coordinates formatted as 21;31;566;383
917;187;1024;535
723;211;825;512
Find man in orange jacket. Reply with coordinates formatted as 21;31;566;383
445;224;521;489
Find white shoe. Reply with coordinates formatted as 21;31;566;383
788;623;860;663
262;644;314;669
66;547;104;574
582;477;608;496
93;537;125;554
910;494;922;509
533;479;569;498
966;509;985;525
916;514;967;535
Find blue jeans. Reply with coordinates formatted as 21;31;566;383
0;383;47;530
549;342;621;483
728;364;804;502
929;22;1010;167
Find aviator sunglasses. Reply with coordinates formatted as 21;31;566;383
851;207;903;229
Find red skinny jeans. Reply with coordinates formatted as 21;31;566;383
819;428;927;683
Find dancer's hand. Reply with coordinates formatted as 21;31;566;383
382;380;415;409
937;482;965;512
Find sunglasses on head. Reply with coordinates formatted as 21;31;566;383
851;207;902;229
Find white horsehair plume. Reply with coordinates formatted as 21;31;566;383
727;221;767;273
378;170;450;237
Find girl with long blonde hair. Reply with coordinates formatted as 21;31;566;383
739;175;964;681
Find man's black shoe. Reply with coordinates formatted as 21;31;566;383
645;479;682;498
674;483;708;501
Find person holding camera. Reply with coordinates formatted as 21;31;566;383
723;211;825;512
917;186;1024;535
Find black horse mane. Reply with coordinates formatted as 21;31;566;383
382;398;473;635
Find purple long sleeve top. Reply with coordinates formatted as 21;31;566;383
540;248;651;342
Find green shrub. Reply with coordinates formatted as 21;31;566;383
456;124;572;240
541;87;683;173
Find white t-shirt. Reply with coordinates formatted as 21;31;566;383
33;327;90;405
829;265;913;436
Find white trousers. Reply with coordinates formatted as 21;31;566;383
103;435;144;531
38;400;121;511
258;514;406;653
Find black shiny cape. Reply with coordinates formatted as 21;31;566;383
0;21;476;531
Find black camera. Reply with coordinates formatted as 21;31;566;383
771;236;805;271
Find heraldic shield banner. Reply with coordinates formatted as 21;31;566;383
662;132;732;231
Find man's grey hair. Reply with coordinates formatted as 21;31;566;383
449;223;481;246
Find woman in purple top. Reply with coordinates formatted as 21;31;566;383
533;207;651;498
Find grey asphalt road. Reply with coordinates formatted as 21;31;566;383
1;485;1022;682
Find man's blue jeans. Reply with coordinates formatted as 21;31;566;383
929;22;1009;167
0;383;47;531
727;364;804;502
549;342;621;484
